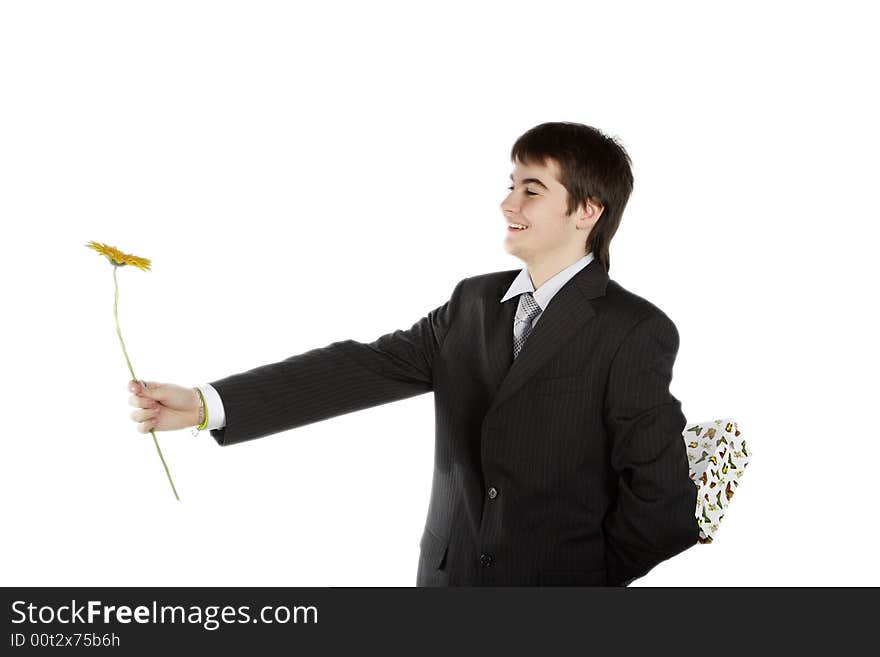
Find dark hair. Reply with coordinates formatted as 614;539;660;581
510;121;634;273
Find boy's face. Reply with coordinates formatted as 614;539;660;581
500;157;603;266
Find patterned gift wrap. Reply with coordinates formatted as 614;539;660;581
684;418;749;544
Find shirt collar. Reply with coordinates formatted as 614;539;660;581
500;252;595;309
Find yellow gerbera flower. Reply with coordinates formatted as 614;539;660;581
85;241;152;271
86;239;178;500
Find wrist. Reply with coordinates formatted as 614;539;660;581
192;387;206;429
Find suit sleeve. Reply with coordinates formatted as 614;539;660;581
208;278;465;447
601;310;700;586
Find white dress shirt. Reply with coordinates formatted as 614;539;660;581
198;251;595;432
499;251;595;329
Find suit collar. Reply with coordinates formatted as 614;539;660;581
484;256;609;415
499;252;596;309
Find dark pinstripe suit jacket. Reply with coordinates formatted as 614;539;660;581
208;258;700;586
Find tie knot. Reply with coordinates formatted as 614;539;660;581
517;292;541;322
512;292;541;359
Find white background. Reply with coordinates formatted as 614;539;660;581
1;0;877;587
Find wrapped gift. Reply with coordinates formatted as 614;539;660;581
684;418;749;544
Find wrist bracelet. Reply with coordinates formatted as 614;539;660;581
191;387;208;436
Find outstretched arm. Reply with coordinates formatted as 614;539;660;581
209;279;465;446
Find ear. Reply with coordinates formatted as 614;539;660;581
579;197;604;227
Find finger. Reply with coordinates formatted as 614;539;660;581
129;394;158;409
131;408;159;422
137;419;157;433
128;380;157;398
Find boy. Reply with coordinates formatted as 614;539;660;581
127;121;700;586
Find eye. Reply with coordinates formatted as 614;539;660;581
507;186;538;196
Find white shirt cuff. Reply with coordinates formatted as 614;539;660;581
197;383;226;431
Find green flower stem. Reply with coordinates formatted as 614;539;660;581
113;265;180;501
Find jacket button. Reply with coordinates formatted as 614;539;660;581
480;553;493;567
488;486;498;499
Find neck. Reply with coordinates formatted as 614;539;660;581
524;250;589;290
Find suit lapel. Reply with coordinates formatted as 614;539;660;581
486;258;609;415
483;275;517;398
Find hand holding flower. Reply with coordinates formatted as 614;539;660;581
86;240;181;500
128;381;203;433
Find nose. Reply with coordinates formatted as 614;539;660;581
500;194;519;217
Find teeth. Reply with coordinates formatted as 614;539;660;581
509;224;528;229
